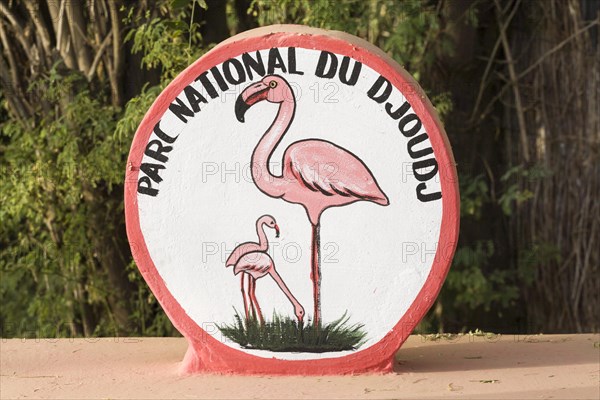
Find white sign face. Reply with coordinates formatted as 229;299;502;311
126;26;458;374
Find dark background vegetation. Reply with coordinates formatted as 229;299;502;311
1;0;598;338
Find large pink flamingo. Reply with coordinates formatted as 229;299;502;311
226;215;305;324
235;75;389;326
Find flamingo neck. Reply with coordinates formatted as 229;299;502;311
251;98;295;197
255;221;269;251
270;269;302;309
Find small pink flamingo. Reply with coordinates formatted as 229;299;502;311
235;75;389;326
226;215;305;324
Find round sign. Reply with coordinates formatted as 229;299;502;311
125;25;459;374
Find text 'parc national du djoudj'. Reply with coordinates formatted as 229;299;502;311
136;47;442;203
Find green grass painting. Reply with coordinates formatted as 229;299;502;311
218;310;367;353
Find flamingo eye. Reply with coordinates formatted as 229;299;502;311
269;81;277;88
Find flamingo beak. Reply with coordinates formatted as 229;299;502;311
274;224;280;238
235;82;269;123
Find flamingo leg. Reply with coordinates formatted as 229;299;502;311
310;222;321;328
241;274;249;322
249;277;264;325
248;277;257;321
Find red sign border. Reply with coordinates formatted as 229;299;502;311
125;26;459;375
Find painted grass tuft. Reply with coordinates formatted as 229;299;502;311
218;310;367;353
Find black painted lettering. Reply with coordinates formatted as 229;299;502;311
384;101;409;120
315;51;338;79
267;48;287;74
339;56;361;85
288;47;304;75
242;51;265;80
169;97;194;123
210;66;229;91
140;163;165;184
184;85;207;113
223;59;246;85
195;72;219;99
407;133;433;159
153;122;178;143
138;176;158;196
413;158;438;182
145;140;173;163
399;113;422;137
416;182;442;202
367;76;392;103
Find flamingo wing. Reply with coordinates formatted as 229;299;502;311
225;242;262;267
233;252;272;277
284;140;389;205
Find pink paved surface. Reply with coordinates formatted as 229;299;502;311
1;334;598;399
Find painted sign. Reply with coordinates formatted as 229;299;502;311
125;25;459;375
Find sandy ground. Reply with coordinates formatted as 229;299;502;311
1;334;598;399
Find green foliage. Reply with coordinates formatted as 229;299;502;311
498;164;550;215
460;174;489;219
115;85;164;142
419;163;551;332
1;67;125;336
125;15;205;83
126;261;180;336
431;92;453;121
498;166;532;215
251;0;451;74
0;1;209;337
447;241;519;311
219;310;366;352
517;241;561;286
450;176;503;314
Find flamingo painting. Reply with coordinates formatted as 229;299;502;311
226;215;305;324
235;75;390;326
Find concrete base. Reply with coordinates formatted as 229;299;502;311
1;334;598;399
